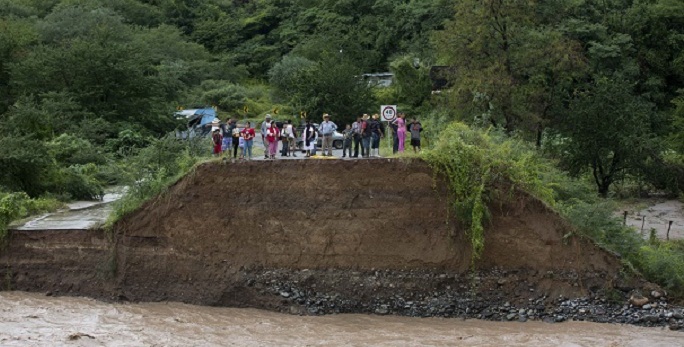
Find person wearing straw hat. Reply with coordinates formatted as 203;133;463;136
319;113;337;157
210;118;221;133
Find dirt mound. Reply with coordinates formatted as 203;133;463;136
103;160;624;303
1;159;647;312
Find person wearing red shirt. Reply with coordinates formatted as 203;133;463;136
211;129;223;156
265;122;280;160
241;122;256;160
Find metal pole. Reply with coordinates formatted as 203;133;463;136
386;122;391;156
641;217;646;237
623;211;628;226
667;221;673;241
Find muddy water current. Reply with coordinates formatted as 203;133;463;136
0;292;681;347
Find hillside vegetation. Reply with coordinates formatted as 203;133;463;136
1;0;684;297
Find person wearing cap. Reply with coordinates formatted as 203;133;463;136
260;114;272;159
319;113;338;157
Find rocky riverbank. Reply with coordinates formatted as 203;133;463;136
235;267;684;331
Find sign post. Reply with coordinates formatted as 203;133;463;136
381;105;397;156
381;105;397;122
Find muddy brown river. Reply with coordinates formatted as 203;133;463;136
0;292;681;347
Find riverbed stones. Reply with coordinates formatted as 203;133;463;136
237;267;682;330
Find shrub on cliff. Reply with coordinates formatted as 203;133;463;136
423;122;554;262
106;135;209;228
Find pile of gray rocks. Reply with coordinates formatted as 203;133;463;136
241;268;684;331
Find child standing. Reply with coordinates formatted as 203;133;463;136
211;129;223;156
341;124;353;158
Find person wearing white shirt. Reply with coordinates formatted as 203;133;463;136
319;113;337;157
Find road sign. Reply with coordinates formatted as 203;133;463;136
381;105;397;122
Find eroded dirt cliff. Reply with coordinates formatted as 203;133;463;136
0;160;652;316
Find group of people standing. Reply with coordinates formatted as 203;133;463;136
341;112;422;158
209;112;423;160
211;119;255;159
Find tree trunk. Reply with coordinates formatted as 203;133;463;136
535;122;543;148
592;160;613;198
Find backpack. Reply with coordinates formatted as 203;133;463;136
362;120;371;137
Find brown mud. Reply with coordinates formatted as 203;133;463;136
0;159;677;328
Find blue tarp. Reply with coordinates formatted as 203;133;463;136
194;108;217;126
175;108;217;125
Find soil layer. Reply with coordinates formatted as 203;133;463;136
1;159;679;329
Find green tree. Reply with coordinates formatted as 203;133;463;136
269;53;373;124
388;55;432;111
551;76;660;197
435;0;584;137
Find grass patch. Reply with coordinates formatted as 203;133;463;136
104;135;210;229
0;192;64;246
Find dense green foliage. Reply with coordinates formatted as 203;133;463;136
435;0;684;195
0;0;458;201
1;0;683;297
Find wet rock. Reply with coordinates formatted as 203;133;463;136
650;291;663;299
629;295;649;307
375;306;389;315
641;315;660;323
280;291;291;298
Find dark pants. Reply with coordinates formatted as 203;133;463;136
342;139;352;157
281;138;289;156
392;133;398;154
232;138;240;158
353;135;361;157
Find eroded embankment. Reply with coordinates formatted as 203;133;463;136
1;159;679;328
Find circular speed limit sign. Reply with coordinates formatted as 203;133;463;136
381;105;397;122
